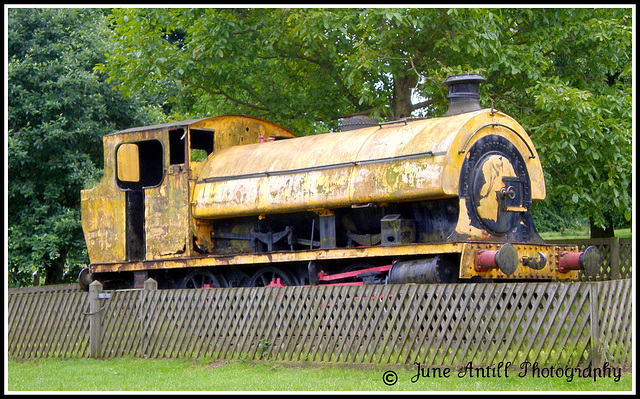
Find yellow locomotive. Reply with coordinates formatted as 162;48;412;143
79;74;601;290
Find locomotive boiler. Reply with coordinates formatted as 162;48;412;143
79;74;601;290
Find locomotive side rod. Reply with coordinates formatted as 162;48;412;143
316;265;392;283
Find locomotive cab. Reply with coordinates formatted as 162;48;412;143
80;116;295;288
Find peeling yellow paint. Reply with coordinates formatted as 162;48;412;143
145;172;190;259
82;116;296;265
116;143;140;182
476;155;517;223
454;198;487;239
192;110;546;220
190;115;296;151
82;134;128;264
81;182;126;263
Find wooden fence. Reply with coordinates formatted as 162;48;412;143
8;284;88;359
8;279;633;370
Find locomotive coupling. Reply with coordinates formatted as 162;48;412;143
474;243;519;276
521;252;548;270
558;246;602;276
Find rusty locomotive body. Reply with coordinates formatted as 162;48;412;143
79;74;601;290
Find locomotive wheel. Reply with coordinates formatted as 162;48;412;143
180;270;227;289
249;267;297;287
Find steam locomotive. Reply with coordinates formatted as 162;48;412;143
79;74;601;290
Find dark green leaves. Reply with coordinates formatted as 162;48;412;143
8;8;166;286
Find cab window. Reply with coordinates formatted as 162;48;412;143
116;139;163;190
190;129;215;162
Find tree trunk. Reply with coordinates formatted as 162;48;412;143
45;250;67;285
589;217;615;238
392;74;417;120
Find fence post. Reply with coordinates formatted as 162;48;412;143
144;277;158;291
609;237;620;280
588;282;602;367
139;278;157;358
89;280;104;359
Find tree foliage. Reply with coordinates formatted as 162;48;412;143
98;7;632;234
7;8;630;290
477;9;632;235
8;8;166;286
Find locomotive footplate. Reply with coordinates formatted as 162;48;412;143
87;241;600;285
459;242;600;280
89;243;464;274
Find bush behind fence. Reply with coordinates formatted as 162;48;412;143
8;279;633;370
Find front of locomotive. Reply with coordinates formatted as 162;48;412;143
435;74;601;281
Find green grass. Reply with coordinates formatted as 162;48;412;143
540;229;632;240
8;357;633;392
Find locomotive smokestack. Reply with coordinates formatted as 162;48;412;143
442;73;486;116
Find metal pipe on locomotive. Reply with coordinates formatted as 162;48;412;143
78;74;601;291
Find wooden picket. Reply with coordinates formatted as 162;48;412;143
8;279;632;370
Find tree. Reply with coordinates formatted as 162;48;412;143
477;8;632;236
97;7;632;235
8;8;166;286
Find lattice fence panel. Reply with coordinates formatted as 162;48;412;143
7;290;89;359
393;283;594;368
618;239;633;279
111;282;596;367
8;280;633;369
100;290;143;358
595;279;633;368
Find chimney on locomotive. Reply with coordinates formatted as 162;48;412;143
442;73;486;116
